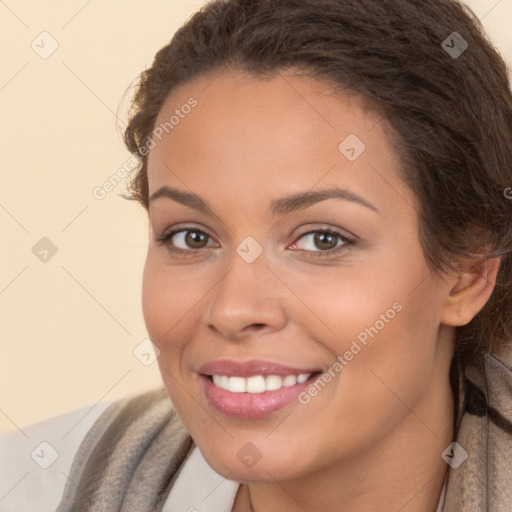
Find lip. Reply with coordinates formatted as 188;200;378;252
200;373;321;419
197;359;322;420
196;359;320;377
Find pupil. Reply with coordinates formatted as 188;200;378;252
315;232;336;250
186;231;207;248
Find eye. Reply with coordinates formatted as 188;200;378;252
289;228;354;257
156;227;216;254
156;225;355;258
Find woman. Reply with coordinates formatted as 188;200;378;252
1;0;511;511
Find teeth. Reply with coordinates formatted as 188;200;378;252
265;375;282;391
228;376;246;393
246;375;266;393
282;375;297;387
297;373;310;384
210;373;311;393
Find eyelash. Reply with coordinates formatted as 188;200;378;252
155;226;355;258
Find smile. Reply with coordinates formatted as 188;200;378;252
210;373;311;393
200;373;321;419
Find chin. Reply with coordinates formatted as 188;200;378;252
199;440;310;483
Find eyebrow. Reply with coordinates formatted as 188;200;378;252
149;185;379;216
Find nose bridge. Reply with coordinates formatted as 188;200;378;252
203;245;286;339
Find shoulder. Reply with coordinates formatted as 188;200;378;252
55;387;193;511
0;387;183;512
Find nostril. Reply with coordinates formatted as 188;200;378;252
245;323;267;331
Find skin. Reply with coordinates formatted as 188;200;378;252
142;68;500;512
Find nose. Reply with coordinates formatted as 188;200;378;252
202;253;287;341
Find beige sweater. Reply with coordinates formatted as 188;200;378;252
51;351;512;512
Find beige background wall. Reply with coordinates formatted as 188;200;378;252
1;0;511;435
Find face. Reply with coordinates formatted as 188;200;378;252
142;68;455;482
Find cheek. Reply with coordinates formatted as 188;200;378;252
141;253;201;345
315;237;438;368
326;287;441;432
295;255;441;417
141;257;196;413
141;257;167;341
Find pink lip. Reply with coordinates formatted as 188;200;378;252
196;359;320;377
200;374;320;419
196;359;321;420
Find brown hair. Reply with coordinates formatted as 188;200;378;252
123;0;512;367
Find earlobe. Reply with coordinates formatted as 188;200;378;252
440;257;501;327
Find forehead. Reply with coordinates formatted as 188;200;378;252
147;69;416;218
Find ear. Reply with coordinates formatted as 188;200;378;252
440;257;501;326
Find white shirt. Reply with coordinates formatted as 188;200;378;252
0;401;114;512
0;401;446;512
